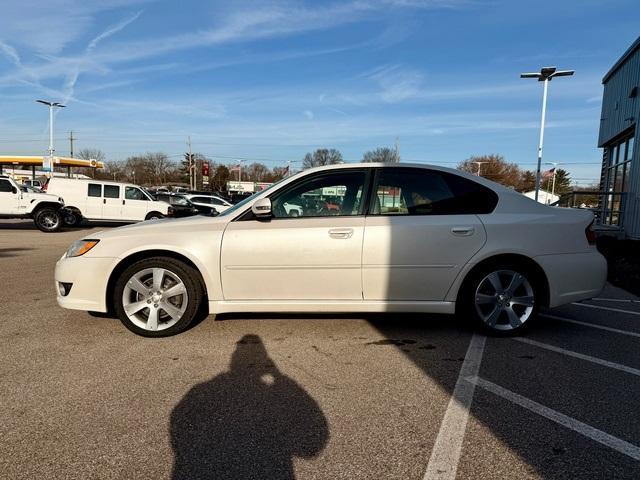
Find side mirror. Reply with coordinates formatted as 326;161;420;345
11;186;17;194
251;197;272;218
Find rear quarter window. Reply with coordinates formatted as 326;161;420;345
440;172;499;214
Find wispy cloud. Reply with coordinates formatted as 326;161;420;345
0;40;21;66
0;0;148;55
366;64;425;103
85;0;464;65
62;10;143;104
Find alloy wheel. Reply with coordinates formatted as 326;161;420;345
474;269;535;331
122;267;188;331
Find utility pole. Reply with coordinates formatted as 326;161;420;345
237;160;244;181
394;136;400;163
69;131;75;158
187;136;194;190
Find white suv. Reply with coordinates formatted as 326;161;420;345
0;175;65;232
45;178;171;226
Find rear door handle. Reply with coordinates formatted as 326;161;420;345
451;226;475;236
328;228;354;239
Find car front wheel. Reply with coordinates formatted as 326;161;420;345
461;265;539;336
113;257;203;337
34;207;63;232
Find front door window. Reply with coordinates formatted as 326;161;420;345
270;170;366;218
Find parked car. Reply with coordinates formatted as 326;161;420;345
24;179;43;189
20;184;43;193
153;193;208;217
184;194;232;213
229;191;254;204
283;201;302;217
0;175;65;232
44;178;172;226
55;163;606;337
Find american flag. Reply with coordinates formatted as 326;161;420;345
541;167;555;180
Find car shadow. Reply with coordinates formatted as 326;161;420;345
0;247;35;258
170;334;329;480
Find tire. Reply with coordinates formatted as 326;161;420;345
145;212;163;220
33;207;63;232
113;257;203;337
289;210;300;217
459;263;539;336
63;210;82;227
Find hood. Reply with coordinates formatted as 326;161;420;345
23;191;63;203
88;213;228;240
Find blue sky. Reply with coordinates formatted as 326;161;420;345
0;0;638;184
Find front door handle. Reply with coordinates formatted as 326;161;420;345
451;226;475;236
328;228;354;239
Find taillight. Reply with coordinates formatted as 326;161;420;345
42;179;49;191
585;221;597;245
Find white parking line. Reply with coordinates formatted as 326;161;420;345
540;313;640;338
514;337;640;377
468;376;640;461
423;334;486;480
572;302;640;316
592;297;640;304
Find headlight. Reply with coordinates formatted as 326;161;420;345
66;239;100;258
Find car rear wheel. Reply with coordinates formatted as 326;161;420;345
63;210;82;227
34;207;62;232
461;265;538;336
145;212;163;220
113;257;203;337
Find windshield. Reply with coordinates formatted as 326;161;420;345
217;178;287;217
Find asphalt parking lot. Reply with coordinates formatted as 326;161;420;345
1;219;639;479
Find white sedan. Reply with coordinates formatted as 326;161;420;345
55;163;606;337
184;194;233;213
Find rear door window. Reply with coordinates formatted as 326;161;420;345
104;185;120;199
370;168;498;215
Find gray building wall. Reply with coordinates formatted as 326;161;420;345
598;37;640;239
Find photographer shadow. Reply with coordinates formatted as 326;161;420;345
170;334;329;480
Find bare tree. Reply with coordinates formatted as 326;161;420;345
302;148;343;169
244;162;270;182
457;154;522;190
76;148;106;163
362;147;398;163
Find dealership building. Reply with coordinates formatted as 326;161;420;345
598;36;639;238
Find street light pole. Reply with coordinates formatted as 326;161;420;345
520;67;574;202
473;161;488;176
36;100;65;158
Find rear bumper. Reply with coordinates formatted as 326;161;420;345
535;250;607;307
55;255;118;312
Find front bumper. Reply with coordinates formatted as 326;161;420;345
535;250;607;308
55;255;119;312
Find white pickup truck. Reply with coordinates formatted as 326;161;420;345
0;175;66;232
